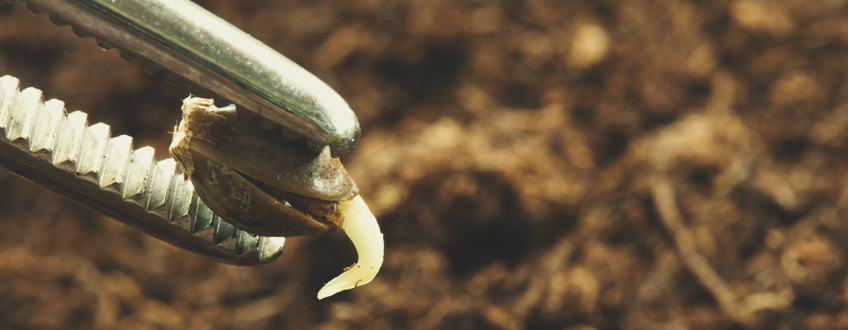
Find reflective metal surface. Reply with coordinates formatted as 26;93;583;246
23;0;360;157
0;75;286;266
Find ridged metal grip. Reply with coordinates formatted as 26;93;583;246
0;75;285;266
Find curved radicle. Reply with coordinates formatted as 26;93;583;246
170;97;384;298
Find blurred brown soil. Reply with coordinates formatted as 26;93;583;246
2;0;848;329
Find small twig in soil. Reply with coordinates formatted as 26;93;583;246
650;175;759;327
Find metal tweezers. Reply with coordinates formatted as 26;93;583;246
0;0;362;266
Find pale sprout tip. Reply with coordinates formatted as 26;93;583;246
317;195;384;299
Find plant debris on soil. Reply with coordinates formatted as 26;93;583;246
2;0;848;329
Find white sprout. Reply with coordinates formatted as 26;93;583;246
317;195;384;299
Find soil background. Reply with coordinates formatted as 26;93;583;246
1;0;848;329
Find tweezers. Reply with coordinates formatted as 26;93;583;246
0;0;362;266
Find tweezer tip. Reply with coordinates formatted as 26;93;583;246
328;123;360;158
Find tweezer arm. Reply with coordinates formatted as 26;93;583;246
22;0;360;157
0;75;286;266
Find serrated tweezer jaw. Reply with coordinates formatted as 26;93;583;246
0;75;286;266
